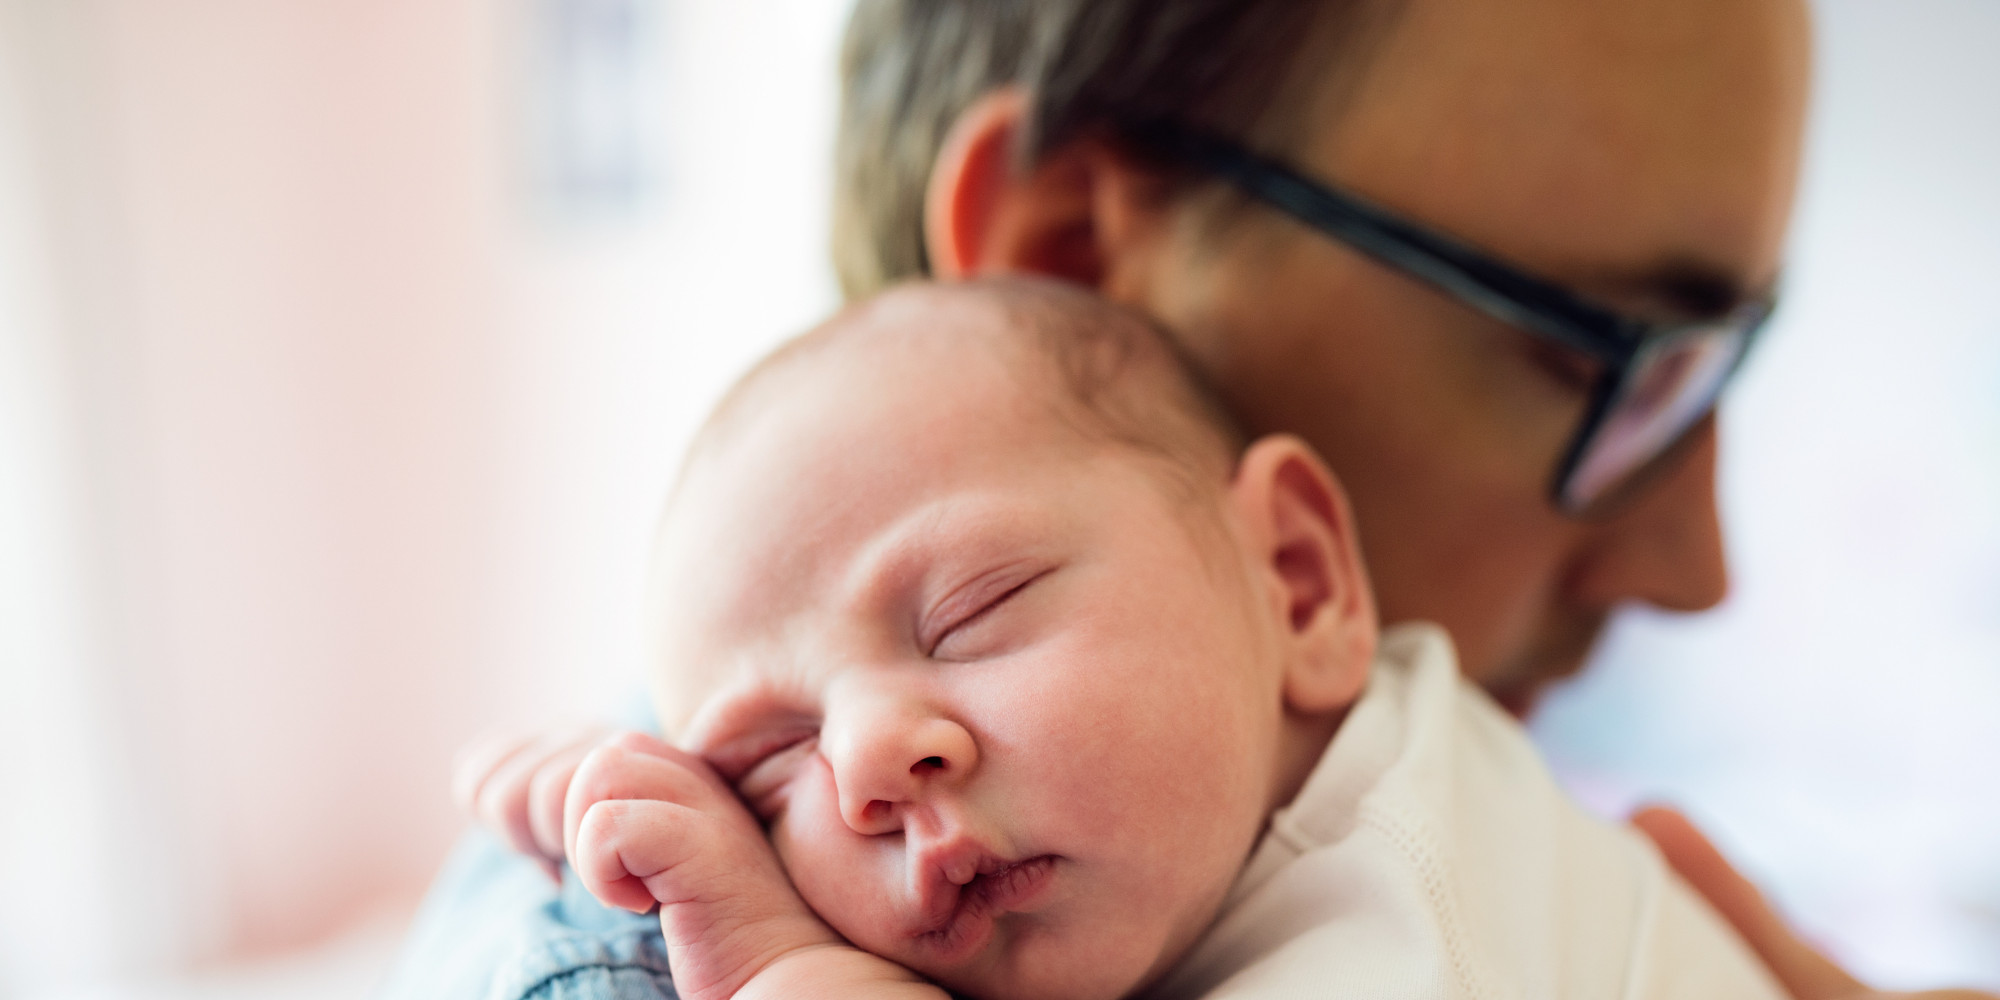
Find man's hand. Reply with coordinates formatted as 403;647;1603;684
1633;806;1995;1000
565;731;946;1000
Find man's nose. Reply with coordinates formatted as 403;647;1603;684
1571;414;1731;613
818;678;978;836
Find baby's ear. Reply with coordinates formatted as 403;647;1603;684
1228;435;1378;714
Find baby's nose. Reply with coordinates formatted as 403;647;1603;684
819;683;977;835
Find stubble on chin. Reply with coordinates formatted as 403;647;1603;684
1481;608;1608;719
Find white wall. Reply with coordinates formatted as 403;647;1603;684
0;2;198;990
1;9;119;992
1534;0;2000;986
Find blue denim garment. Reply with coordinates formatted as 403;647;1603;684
379;829;679;1000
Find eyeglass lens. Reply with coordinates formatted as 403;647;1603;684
1562;323;1749;510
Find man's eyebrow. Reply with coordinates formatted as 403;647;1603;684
1586;258;1764;319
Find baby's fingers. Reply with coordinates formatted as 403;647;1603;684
527;743;596;862
457;726;606;863
571;797;714;913
451;730;538;815
562;732;736;865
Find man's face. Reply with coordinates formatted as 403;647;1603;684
650;325;1288;1000
1115;0;1811;713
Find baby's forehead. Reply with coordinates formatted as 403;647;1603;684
649;280;1244;721
674;292;1239;569
663;327;1097;591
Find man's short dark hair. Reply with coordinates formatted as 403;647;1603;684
832;0;1402;300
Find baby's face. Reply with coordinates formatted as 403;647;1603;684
651;336;1294;1000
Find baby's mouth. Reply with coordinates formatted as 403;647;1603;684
913;854;1060;961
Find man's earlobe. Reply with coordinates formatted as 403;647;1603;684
1232;436;1379;713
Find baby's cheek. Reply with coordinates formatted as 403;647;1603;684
767;773;909;958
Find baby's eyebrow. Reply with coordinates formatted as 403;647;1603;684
838;494;1056;602
703;723;820;783
832;502;959;615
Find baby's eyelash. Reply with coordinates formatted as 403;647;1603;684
926;567;1053;659
920;561;1049;648
736;735;818;822
935;576;1037;648
708;725;817;783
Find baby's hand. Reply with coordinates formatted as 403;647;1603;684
566;732;944;1000
452;724;610;880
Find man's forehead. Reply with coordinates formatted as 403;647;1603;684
1305;0;1808;301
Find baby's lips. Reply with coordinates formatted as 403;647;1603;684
913;874;967;937
909;834;1018;934
911;843;984;935
908;839;1060;938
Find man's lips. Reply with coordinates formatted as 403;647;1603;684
911;850;1059;962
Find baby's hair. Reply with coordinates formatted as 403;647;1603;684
685;278;1249;499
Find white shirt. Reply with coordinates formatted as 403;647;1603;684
1149;623;1786;1000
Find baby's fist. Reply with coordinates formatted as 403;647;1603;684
564;732;842;1000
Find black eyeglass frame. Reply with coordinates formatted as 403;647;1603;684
1126;121;1776;516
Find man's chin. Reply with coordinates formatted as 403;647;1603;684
1490;684;1543;720
1482;612;1608;720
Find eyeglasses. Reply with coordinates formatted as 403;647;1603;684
1128;121;1775;516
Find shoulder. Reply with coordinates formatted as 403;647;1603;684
1171;623;1782;997
1384;624;1785;998
379;831;679;1000
1622;851;1789;999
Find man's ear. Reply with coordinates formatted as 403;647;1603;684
924;87;1165;290
1230;435;1379;714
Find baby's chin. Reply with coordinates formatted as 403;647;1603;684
918;935;1162;1000
846;908;1185;1000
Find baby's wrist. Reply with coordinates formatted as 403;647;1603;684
733;941;945;1000
655;897;857;1000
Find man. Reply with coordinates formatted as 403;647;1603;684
834;4;1988;997
385;1;1989;996
837;0;1784;710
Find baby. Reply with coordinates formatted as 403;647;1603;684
460;279;1781;1000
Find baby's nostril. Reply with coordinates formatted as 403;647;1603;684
914;755;945;773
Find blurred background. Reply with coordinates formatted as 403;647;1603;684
0;0;1992;996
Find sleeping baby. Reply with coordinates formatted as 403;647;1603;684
459;279;1783;1000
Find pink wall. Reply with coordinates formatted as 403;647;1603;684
3;0;844;976
95;0;523;956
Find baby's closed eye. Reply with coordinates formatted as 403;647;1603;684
927;564;1056;662
728;731;819;822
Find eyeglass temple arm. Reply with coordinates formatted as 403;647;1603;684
1128;123;1643;364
